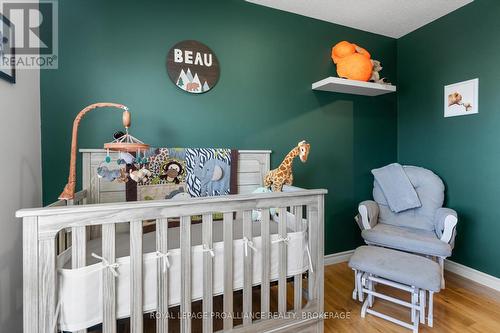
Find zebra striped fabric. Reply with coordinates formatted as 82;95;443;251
185;148;232;197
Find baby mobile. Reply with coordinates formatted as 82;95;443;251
59;102;151;201
97;133;153;184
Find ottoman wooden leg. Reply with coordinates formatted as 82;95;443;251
419;289;426;324
369;279;375;306
438;257;445;289
428;291;434;327
352;269;358;300
410;288;416;324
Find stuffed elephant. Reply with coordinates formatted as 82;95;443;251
193;156;230;196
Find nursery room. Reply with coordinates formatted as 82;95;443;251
2;0;500;332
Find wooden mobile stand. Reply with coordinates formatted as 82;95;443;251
59;102;149;201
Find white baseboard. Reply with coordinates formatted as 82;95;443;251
324;249;500;292
324;249;355;265
444;259;500;292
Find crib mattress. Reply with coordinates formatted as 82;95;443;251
58;218;308;331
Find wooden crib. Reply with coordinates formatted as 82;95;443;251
16;150;326;333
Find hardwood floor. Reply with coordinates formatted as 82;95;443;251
98;262;500;332
324;262;500;333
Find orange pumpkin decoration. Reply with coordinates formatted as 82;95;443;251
331;41;373;82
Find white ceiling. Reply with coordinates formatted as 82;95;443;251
246;0;473;38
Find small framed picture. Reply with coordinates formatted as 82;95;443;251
0;14;15;84
444;78;478;117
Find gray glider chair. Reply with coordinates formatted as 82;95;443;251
355;164;458;288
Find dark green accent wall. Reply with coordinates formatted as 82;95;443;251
398;0;499;276
41;0;397;255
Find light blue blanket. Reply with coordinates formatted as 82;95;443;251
372;163;421;213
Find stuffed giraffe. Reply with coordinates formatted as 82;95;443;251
264;140;311;192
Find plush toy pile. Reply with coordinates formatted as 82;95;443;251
331;41;389;84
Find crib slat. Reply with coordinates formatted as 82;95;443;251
242;210;253;326
39;237;57;333
66;228;72;249
23;217;38;333
180;216;192;333
57;229;65;254
307;206;318;301
156;218;169;333
293;206;303;312
202;214;214;333
223;212;234;330
71;226;88;333
72;226;86;269
130;221;143;333
316;196;325;333
102;223;117;333
278;207;288;313
260;208;271;319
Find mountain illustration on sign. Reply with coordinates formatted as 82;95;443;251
177;68;210;93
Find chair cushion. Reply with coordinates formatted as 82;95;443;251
374;166;444;231
349;246;441;292
361;223;451;257
372;163;421;213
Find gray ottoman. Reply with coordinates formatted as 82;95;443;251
349;246;441;332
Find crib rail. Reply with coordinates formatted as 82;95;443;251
17;189;326;333
47;190;87;255
48;189;87;255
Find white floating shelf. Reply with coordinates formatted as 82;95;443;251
312;77;396;96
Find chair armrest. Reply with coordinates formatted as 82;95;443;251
356;200;379;230
434;208;458;244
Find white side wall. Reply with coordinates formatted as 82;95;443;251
0;66;41;331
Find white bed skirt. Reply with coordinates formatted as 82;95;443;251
58;218;308;331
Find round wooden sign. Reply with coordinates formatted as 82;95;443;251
167;40;220;94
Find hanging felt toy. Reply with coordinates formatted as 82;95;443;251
104;148;111;163
97;165;128;182
97;149;129;182
117;151;135;165
97;150;115;181
130;167;152;183
113;131;125;140
116;168;129;183
132;149;150;166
